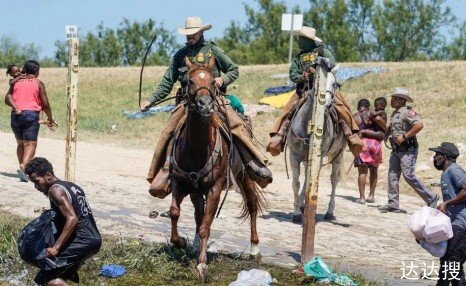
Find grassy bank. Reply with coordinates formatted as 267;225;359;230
0;212;377;285
0;61;464;188
1;62;465;151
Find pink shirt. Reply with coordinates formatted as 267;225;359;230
13;78;42;111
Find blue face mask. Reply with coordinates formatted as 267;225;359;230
298;37;317;52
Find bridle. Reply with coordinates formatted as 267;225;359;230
185;66;218;113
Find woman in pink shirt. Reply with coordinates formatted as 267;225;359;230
5;60;55;182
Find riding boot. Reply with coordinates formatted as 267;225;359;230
235;141;273;188
339;120;363;158
149;139;173;199
266;119;291;156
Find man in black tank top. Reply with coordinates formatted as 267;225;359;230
25;157;102;286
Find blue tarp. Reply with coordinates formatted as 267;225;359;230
264;84;296;95
123;105;175;119
265;67;388;95
336;67;388;83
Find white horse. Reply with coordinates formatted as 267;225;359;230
287;71;346;222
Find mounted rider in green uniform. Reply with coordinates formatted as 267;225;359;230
141;17;272;197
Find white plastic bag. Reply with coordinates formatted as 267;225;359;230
229;269;273;286
408;206;438;240
423;211;453;243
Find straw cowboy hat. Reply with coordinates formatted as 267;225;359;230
387;87;414;103
297;26;322;42
178;17;212;35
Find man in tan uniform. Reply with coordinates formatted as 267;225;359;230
141;17;272;198
378;87;438;213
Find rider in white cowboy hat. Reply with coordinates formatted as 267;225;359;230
177;16;212;35
266;26;363;157
266;26;333;156
142;17;273;198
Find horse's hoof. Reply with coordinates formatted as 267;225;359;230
323;213;336;221
292;214;302;222
172;237;187;249
196;263;210;282
250;252;262;261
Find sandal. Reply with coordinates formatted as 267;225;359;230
366;197;375;203
356;198;365;205
160;211;171;218
17;169;28;182
148;211;159;218
378;204;407;213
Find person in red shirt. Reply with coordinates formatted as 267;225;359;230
5;60;56;182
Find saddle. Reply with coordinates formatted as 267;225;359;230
167;107;245;192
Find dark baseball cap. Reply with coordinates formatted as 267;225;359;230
429;142;460;159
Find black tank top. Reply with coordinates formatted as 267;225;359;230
49;180;101;247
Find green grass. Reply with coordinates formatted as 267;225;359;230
0;212;377;285
1;62;464;152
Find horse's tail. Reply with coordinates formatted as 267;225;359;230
237;171;267;220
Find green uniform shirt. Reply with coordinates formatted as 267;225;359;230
289;45;335;85
389;106;421;137
148;38;239;104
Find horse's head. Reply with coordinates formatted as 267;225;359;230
185;56;216;117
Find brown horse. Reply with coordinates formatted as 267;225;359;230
168;56;263;280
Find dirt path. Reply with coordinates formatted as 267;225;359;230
0;132;439;285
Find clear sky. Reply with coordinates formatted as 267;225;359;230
1;0;465;58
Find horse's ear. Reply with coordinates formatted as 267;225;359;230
206;56;215;70
185;56;193;70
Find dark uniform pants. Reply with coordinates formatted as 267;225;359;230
387;148;437;208
437;225;466;286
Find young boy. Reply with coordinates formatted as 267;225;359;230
370;97;388;132
6;65;24;114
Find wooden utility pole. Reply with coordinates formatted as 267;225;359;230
65;36;79;182
301;66;328;263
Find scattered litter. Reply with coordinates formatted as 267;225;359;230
122;105;175;119
264;84;296;95
303;256;357;286
229;269;276;286
259;91;294;108
243;104;276;118
270;73;289;79
4;269;29;286
111;124;117;131
160;210;171;218
138;234;146;242
149;211;159;218
101;264;126;278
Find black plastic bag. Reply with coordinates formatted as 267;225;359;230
18;210;56;268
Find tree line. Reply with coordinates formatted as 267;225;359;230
0;0;464;68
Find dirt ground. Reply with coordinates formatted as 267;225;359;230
0;131;444;285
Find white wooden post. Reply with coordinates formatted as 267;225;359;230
65;35;79;182
301;66;328;263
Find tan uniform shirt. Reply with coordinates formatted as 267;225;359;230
389;106;421;137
